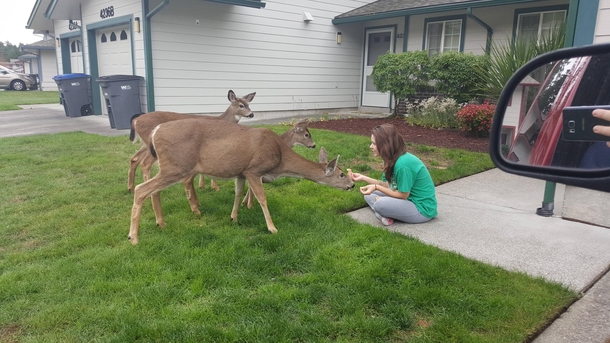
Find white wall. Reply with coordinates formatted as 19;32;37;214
149;0;368;113
595;0;610;42
406;0;569;55
40;50;59;90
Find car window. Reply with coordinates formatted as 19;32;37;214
0;66;15;74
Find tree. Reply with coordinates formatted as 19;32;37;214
0;41;23;62
371;51;430;115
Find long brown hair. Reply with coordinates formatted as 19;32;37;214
372;124;407;184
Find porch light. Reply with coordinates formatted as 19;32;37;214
134;17;141;33
336;32;342;44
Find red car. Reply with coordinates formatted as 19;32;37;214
507;53;610;168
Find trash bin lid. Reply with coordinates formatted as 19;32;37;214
96;74;144;82
52;73;90;81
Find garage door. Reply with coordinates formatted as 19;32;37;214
96;25;132;115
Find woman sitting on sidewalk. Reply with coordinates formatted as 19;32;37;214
348;124;437;226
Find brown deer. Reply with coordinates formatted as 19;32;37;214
128;119;354;245
127;90;255;193
174;118;316;215
241;119;316;208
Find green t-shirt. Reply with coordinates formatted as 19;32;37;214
382;153;438;218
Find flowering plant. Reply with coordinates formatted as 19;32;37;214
404;97;461;129
456;102;495;137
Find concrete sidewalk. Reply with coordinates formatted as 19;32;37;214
2;104;609;342
350;169;610;342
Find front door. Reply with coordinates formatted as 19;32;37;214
69;38;84;73
361;28;394;108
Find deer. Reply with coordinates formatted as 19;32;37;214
241;119;316;209
127;90;255;193
128;118;354;245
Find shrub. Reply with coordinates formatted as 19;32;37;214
405;97;461;129
429;51;490;103
371;51;431;115
456;102;495;137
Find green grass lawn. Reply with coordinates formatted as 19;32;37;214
0;126;576;342
0;90;60;111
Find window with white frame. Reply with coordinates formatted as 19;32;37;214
516;10;566;42
426;19;462;56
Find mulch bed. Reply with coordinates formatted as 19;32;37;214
307;117;490;153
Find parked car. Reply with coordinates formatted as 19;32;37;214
506;53;610;169
0;65;37;91
490;42;610;193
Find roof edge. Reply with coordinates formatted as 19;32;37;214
333;0;544;25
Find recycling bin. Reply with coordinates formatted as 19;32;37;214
52;73;93;117
96;75;144;130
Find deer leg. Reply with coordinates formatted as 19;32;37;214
241;187;254;208
183;174;201;215
150;190;166;228
211;179;220;192
245;176;277;234
198;174;205;189
231;178;246;222
141;153;156;182
128;146;148;193
130;174;177;245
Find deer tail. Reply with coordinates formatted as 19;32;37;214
129;113;144;143
149;143;157;159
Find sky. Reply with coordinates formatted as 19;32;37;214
1;0;41;45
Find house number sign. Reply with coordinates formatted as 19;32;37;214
100;6;115;19
68;20;81;30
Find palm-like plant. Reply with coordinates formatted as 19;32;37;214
476;22;566;101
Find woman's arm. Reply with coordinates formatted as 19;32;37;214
348;169;388;187
374;183;409;199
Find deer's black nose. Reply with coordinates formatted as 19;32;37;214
247;113;254;118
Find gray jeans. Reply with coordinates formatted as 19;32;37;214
364;191;432;224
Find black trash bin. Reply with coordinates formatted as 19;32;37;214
96;75;144;130
52;73;93;117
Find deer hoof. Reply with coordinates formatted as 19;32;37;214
128;236;139;245
156;221;166;228
268;227;278;234
193;209;201;216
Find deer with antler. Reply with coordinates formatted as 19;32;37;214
128;119;353;245
127;90;255;193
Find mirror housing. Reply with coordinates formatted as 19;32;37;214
490;42;610;193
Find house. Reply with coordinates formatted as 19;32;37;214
25;0;604;119
20;39;58;91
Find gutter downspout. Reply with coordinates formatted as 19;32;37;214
466;8;492;54
142;0;170;112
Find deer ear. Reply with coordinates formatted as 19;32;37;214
326;156;339;176
318;147;328;163
244;92;256;102
228;90;236;102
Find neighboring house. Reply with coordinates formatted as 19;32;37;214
25;0;601;119
502;75;540;149
21;39;58;91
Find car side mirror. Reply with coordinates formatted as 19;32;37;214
490;42;610;193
